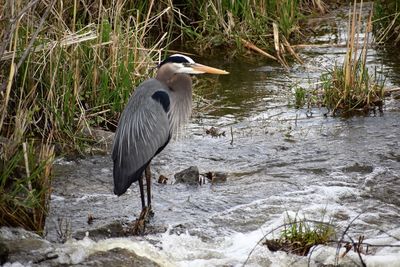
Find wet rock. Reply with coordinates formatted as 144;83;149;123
0;227;55;265
0;240;9;264
80;247;161;267
158;175;168;184
1;227;163;266
81;126;114;154
87;213;95;225
74;222;125;241
205;126;225;137
174;166;200;185
342;163;373;173
205;171;228;183
74;221;168;241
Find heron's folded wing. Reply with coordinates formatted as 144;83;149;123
112;80;170;195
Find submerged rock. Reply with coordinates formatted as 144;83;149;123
174;166;200;185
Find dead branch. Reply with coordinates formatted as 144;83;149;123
240;38;277;61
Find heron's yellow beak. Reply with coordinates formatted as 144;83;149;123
190;63;229;75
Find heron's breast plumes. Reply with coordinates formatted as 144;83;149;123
166;74;192;136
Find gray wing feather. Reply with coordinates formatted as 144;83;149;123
112;79;170;195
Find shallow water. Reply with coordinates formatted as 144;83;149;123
13;4;400;267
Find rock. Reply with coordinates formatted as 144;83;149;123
205;126;225;137
75;247;162;267
0;227;163;266
81;126;115;154
174;166;200;185
205;171;228;183
342;163;373;173
0;240;9;265
157;175;168;184
73;222;125;241
0;227;55;265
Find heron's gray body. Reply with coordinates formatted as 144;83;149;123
112;78;170;195
112;73;192;196
111;54;227;230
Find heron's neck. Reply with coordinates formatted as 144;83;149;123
166;74;193;135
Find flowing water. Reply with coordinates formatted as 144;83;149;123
3;4;400;267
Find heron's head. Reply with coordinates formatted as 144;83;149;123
158;54;229;75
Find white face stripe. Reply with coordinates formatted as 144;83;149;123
169;54;195;64
172;62;204;74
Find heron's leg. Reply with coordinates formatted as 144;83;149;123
145;164;152;208
138;176;146;210
132;168;152;235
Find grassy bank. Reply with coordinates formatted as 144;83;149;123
0;0;171;233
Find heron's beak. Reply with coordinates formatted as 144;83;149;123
189;63;229;75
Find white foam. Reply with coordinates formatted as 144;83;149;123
2;262;27;267
54;236;174;266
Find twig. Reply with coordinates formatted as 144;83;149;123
282;36;304;64
22;142;32;190
272;23;280;55
335;213;361;266
1;29;97;61
272;23;289;69
240;38;277;61
291;43;348;49
333;241;400;248
386;87;400;93
23;141;37;226
346;234;367;267
230;126;234;146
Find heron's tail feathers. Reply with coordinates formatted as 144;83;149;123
113;163;147;196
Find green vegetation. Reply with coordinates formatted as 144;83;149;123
264;214;335;256
374;0;400;46
178;0;310;53
293;85;308;109
0;142;53;234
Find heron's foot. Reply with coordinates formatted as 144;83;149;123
131;206;154;235
147;205;154;219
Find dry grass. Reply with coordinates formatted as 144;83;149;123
0;0;171;234
321;1;385;115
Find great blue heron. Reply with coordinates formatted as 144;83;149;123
112;54;229;230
